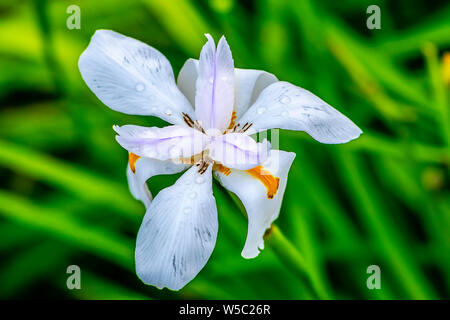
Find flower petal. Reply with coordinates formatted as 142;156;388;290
233;69;278;119
195;35;235;131
214;150;295;258
135;165;218;290
177;58;198;107
177;59;278;119
78;30;194;125
127;157;189;208
114;124;209;160
209;134;270;170
237;81;363;144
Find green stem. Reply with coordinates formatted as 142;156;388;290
227;190;328;299
265;225;330;299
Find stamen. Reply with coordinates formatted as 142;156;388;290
182;112;206;134
244;123;253;132
194;120;206;134
240;122;253;133
245;165;280;199
196;154;213;174
198;160;210;174
182;112;195;128
232;122;253;133
129;152;141;174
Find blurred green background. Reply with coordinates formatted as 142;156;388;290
0;0;449;300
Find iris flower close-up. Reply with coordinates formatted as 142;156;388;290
1;0;449;306
79;30;361;290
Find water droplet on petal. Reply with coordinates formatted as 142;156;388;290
151;106;158;113
279;95;291;104
195;176;205;184
257;107;266;115
281;110;289;117
165;108;173;116
149;95;156;101
135;83;145;92
208;77;214;84
189;192;197;199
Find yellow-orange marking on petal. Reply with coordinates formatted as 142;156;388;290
246;165;280;199
226;111;237;131
129;152;140;174
213;163;231;176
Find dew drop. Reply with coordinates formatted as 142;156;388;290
165;108;173;116
195;176;205;184
281;110;289;117
279;95;291;104
151;106;158;113
149;95;156;101
189;192;197;199
208;77;214;84
135;83;145;92
257;107;266;115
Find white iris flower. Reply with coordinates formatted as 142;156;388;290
78;30;362;290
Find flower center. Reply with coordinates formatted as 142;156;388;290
205;128;222;138
129;152;279;199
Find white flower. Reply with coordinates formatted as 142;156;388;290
78;30;362;290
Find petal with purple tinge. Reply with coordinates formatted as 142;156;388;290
114;124;209;161
209;133;270;170
177;59;278;120
195;35;235;131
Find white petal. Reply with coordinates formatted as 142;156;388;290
238;81;363;144
209;134;270;170
195;35;235;131
177;59;278;119
214;150;295;258
78;30;194;125
127;157;189;208
135;165;218;290
114;124;209;160
233;69;278;119
177;58;198;107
